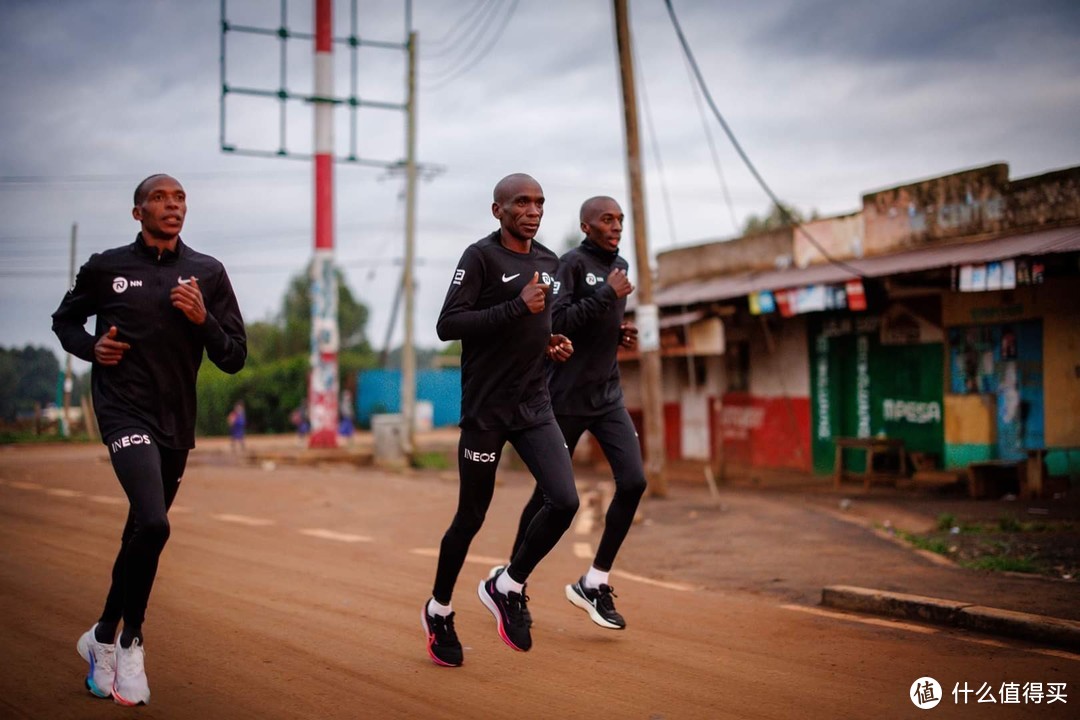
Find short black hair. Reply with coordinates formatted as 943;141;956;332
133;174;171;206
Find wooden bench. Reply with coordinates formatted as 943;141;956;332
834;437;907;490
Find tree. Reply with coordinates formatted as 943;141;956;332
194;263;377;435
280;264;371;357
0;346;61;421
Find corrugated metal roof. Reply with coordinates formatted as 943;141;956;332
653;226;1080;307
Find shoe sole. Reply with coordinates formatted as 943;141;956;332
477;579;528;652
565;584;625;630
420;606;462;667
111;686;148;707
76;632;113;699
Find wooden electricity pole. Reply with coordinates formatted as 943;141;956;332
401;30;418;460
613;0;668;496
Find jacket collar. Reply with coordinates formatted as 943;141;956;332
133;233;184;263
581;238;619;263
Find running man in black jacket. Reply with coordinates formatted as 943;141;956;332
421;173;578;667
52;174;246;705
499;196;645;631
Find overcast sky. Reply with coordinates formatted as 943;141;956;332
2;0;1079;373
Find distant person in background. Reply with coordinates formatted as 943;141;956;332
52;173;246;705
291;400;310;447
338;389;355;444
228;400;246;452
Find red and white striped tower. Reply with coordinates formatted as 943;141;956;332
308;0;339;448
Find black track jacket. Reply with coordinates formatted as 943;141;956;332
548;239;629;417
437;231;560;431
52;234;247;449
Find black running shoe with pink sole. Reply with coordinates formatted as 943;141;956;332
421;603;463;667
477;571;532;651
487;565;532;628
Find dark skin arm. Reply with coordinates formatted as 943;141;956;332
620;321;638;350
94;326;131;366
170;276;207;325
546;333;574;362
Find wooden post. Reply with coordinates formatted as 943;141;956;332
613;0;667;496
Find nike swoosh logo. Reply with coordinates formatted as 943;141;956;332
501;273;521;282
178;276;192;285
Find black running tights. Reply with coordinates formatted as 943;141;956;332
511;408;646;572
432;418;578;604
99;430;188;637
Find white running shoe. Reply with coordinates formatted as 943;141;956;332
112;638;150;706
76;624;115;699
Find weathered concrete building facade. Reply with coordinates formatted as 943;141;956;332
619;163;1080;487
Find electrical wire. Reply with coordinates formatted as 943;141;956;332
662;0;866;278
421;0;520;91
421;0;496;57
681;42;739;235
632;37;679;247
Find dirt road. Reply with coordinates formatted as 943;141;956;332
0;443;1074;718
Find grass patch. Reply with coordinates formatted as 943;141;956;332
897;530;950;555
411;451;451;471
962;556;1038;573
935;513;956;531
997;514;1022;532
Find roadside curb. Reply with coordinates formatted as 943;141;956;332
822;585;1080;652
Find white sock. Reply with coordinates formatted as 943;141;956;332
496;567;524;595
583;566;610;590
427;598;452;617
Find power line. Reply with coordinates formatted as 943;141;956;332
421;0;520;91
632;37;679;247
662;0;866;278
680;41;739;235
421;0;497;57
0;257;457;279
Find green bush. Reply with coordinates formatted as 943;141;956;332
196;350;377;436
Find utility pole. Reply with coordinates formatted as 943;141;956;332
220;1;432;452
308;0;340;448
401;30;418;459
613;0;668;496
61;222;77;438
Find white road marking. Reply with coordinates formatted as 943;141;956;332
45;488;83;498
573;542;593;559
168;505;192;513
410;548;505;566
611;569;700;592
9;481;43;491
574;490;598;535
212;513;274;527
88;495;126;506
300;529;373;543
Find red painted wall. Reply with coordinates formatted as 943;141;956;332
624;405;684;462
719;392;812;471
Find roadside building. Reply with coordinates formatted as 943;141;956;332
620;163;1080;489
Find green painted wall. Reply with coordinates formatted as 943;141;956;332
810;315;945;474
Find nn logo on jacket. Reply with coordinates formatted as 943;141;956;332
463;448;497;463
110;433;152;452
112;277;143;293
